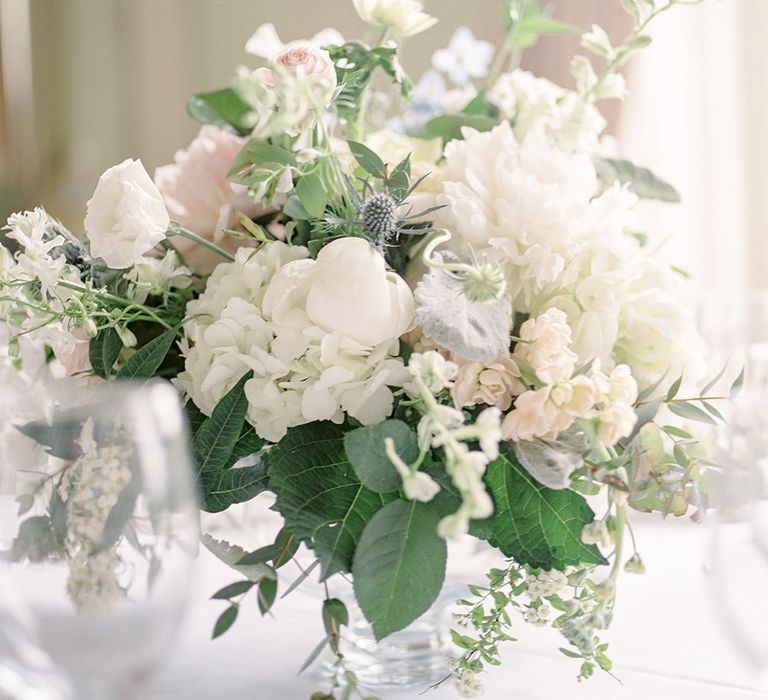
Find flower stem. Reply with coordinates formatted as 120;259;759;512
167;224;235;262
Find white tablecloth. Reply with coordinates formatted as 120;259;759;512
142;516;767;700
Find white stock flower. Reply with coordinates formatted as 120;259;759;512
502;375;598;442
85;158;169;269
431;27;494;86
488;69;606;151
514;308;578;384
353;0;437;37
451;356;522;411
179;240;412;442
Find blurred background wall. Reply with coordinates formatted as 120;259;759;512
0;0;761;293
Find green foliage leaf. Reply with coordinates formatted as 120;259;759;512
296;172;328;218
16;417;83;460
211;580;254;600
666;374;682;401
229;140;295;176
266;422;390;580
187;88;252;136
89;327;122;378
424;114;497;143
485;446;607;570
353;499;446;640
229;424;266;465
202;462;269;513
212;605;239;639
595;157;681;203
343;419;417;493
193;373;252;476
116;327;178;380
257;576;277;615
347;140;386;179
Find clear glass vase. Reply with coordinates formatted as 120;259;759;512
326;586;460;690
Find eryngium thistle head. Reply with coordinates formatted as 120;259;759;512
361;193;398;238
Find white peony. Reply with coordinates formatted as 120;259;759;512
353;0;437;37
296;237;415;347
85;159;169;269
437;122;598;312
179;239;413;442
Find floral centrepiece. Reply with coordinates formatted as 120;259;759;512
0;1;725;698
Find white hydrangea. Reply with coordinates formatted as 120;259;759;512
613;259;706;389
179;240;413;442
488;69;606;152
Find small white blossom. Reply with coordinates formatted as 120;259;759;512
407;351;458;394
455;670;484;698
432;27;494;86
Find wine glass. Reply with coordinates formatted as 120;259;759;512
0;380;200;699
702;292;768;686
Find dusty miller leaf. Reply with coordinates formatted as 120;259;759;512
414;269;512;363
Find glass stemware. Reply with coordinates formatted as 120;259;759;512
0;380;199;700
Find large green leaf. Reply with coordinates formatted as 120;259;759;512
352;499;447;640
116;327;177;380
186;88;252;136
193;373;253;476
347;140;386;179
202;462;269;513
89;327;122;378
266;422;390;580
485;446;607;570
343;419;417;493
595;157;681;203
295;172;327;219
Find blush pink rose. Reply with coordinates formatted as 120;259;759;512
255;42;337;105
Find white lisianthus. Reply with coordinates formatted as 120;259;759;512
85;159;169;269
353;0;437;37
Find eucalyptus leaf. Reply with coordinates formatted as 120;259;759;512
414;269;512;363
343;420;418;493
296;173;328;219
